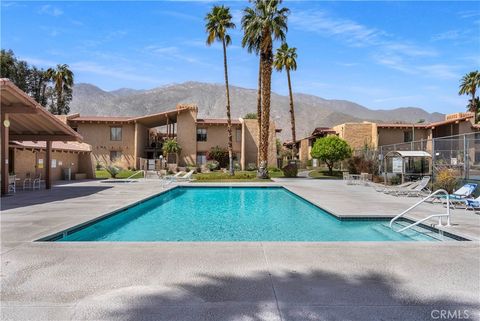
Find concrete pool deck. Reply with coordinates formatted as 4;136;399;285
1;179;479;321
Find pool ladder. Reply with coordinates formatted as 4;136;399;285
389;189;451;233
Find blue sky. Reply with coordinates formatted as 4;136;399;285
1;1;479;114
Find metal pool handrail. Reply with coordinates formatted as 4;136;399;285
389;189;451;233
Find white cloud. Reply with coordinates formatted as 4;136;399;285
38;4;63;17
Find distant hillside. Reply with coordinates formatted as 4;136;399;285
70;81;444;140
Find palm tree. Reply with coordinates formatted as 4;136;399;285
241;10;263;164
242;0;289;178
205;5;236;176
459;70;480;123
274;43;297;159
46;64;74;115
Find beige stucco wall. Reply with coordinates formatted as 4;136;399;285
241;119;277;169
196;124;242;154
299;138;310;163
333;122;376;150
134;123;149;161
377;128;429;146
176;109;197;166
74;122;136;169
11;149;93;181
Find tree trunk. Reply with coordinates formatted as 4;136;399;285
472;91;477;124
222;38;235;176
286;68;297;159
256;57;262;165
258;34;273;179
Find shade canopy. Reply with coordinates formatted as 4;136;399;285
0;79;82;142
385;150;431;158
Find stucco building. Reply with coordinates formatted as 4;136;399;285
65;104;278;170
290;112;478;165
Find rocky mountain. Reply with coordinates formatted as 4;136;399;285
70;81;444;140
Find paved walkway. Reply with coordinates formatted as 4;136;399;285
1;179;479;321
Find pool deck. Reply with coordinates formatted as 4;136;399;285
1;179;479;321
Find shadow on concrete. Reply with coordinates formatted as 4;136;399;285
0;185;112;211
72;269;479;321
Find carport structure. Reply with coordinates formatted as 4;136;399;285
1;79;83;195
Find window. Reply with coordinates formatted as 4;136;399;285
404;131;413;143
196;152;207;165
236;128;242;142
110;127;122;141
110;151;122;161
197;128;207;141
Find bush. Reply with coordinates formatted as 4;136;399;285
390;175;401;185
207;146;230;168
95;162;102;170
246;163;257;171
104;165;121;178
244;113;257;119
268;166;281;172
206;160;219;171
282;162;298;178
433;169;458;193
347;156;376;175
194;171;257;181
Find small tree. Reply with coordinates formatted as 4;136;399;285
311;136;352;175
162;138;181;164
244;113;257;119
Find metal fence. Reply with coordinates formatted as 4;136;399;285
373;132;480;182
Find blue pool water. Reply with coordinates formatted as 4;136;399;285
54;187;448;242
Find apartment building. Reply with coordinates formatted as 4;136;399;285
65;104;278;170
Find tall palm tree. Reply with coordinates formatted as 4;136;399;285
241;9;263;164
46;64;74;115
274;43;297;159
242;0;289;178
459;70;480;123
205;5;236;176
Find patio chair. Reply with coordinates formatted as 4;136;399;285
174;170;194;181
382;181;418;194
394;176;431;197
23;172;33;190
464;196;480;214
437;183;478;207
33;174;45;190
8;175;16;193
164;171;184;180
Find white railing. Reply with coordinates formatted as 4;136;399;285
125;170;145;181
389;189;451;233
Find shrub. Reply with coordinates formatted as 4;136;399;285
347;156;376;175
104;165;121;178
206;160;219;171
268;166;281;172
433;169;458;193
244;113;257;119
207;146;230;168
194;171;257;181
390;175;401;185
246;163;257;171
95;162;102;170
282;162;298;178
311;136;352;175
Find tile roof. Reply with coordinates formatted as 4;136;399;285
196;118;242;125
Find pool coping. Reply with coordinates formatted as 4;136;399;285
35;184;470;242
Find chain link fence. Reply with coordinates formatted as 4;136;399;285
372;132;480;182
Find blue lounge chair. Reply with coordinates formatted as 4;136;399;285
436;183;477;207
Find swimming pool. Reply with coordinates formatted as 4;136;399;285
48;187;456;242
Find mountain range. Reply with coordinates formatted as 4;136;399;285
70;81;444;140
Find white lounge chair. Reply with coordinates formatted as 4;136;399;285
33;174;45;190
23;172;33;190
382;181;418;194
164;171;184;180
174;170;194;181
394;176;431;197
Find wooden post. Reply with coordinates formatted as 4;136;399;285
1;114;9;195
45;141;52;189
